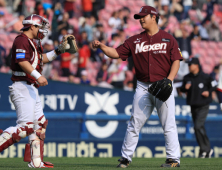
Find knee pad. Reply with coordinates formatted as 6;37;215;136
0;123;34;152
35;116;48;140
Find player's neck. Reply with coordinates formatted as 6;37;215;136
146;25;159;36
23;31;34;39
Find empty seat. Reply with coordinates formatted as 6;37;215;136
9;33;19;41
191;40;199;48
208;41;217;49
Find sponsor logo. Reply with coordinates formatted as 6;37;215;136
151;10;157;14
85;91;119;138
198;83;204;89
162;38;170;42
16;49;26;53
16;53;25;59
135;42;167;54
134;38;142;43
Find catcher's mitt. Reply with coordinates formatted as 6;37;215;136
148;78;173;102
56;35;78;54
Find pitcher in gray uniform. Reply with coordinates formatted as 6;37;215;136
92;6;182;168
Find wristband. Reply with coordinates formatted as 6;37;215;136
55;48;61;55
31;70;41;80
46;50;58;61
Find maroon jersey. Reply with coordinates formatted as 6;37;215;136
116;29;183;82
11;33;43;86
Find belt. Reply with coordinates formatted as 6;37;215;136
13;81;34;85
13;81;39;88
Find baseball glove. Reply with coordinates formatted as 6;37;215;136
148;78;173;102
56;35;78;54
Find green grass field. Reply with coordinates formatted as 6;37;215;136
0;157;221;170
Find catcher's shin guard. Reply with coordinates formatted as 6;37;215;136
0;123;34;152
24;116;54;168
25;140;53;168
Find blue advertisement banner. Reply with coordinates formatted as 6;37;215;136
1;73;222;158
0;140;222;158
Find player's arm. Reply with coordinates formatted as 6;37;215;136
92;40;119;59
167;60;180;81
18;61;48;86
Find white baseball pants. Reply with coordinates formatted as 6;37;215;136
121;80;181;162
7;81;44;139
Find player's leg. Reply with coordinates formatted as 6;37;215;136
155;92;180;167
24;87;53;168
118;81;154;167
191;105;211;158
0;82;36;152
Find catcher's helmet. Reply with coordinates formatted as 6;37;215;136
21;14;49;40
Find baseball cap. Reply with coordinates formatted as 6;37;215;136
187;57;199;66
134;6;159;19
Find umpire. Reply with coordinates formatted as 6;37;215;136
180;57;217;158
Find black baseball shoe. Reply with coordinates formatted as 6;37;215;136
160;158;180;167
205;149;213;158
117;157;130;168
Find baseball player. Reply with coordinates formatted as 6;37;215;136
92;6;182;168
0;14;78;168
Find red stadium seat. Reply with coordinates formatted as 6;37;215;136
202;64;213;74
217;41;222;49
73;77;80;84
215;49;222;58
68;18;79;30
9;33;19;41
58;77;69;82
0;33;8;41
206;49;215;57
191;40;199;48
25;0;36;8
208;41;217;49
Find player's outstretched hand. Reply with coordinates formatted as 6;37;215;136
92;40;101;49
37;76;48;86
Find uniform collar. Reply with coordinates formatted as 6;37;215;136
146;29;159;37
21;33;33;41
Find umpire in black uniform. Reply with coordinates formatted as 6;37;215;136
180;57;217;158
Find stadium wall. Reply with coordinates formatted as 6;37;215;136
0;73;222;158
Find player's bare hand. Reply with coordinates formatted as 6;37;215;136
37;76;48;86
92;40;101;49
185;83;191;90
202;91;209;97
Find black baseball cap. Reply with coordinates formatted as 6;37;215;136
187;57;199;66
134;6;159;19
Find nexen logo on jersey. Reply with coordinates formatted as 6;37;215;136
135;42;167;54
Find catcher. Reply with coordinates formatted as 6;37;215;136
0;14;78;168
93;6;182;168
